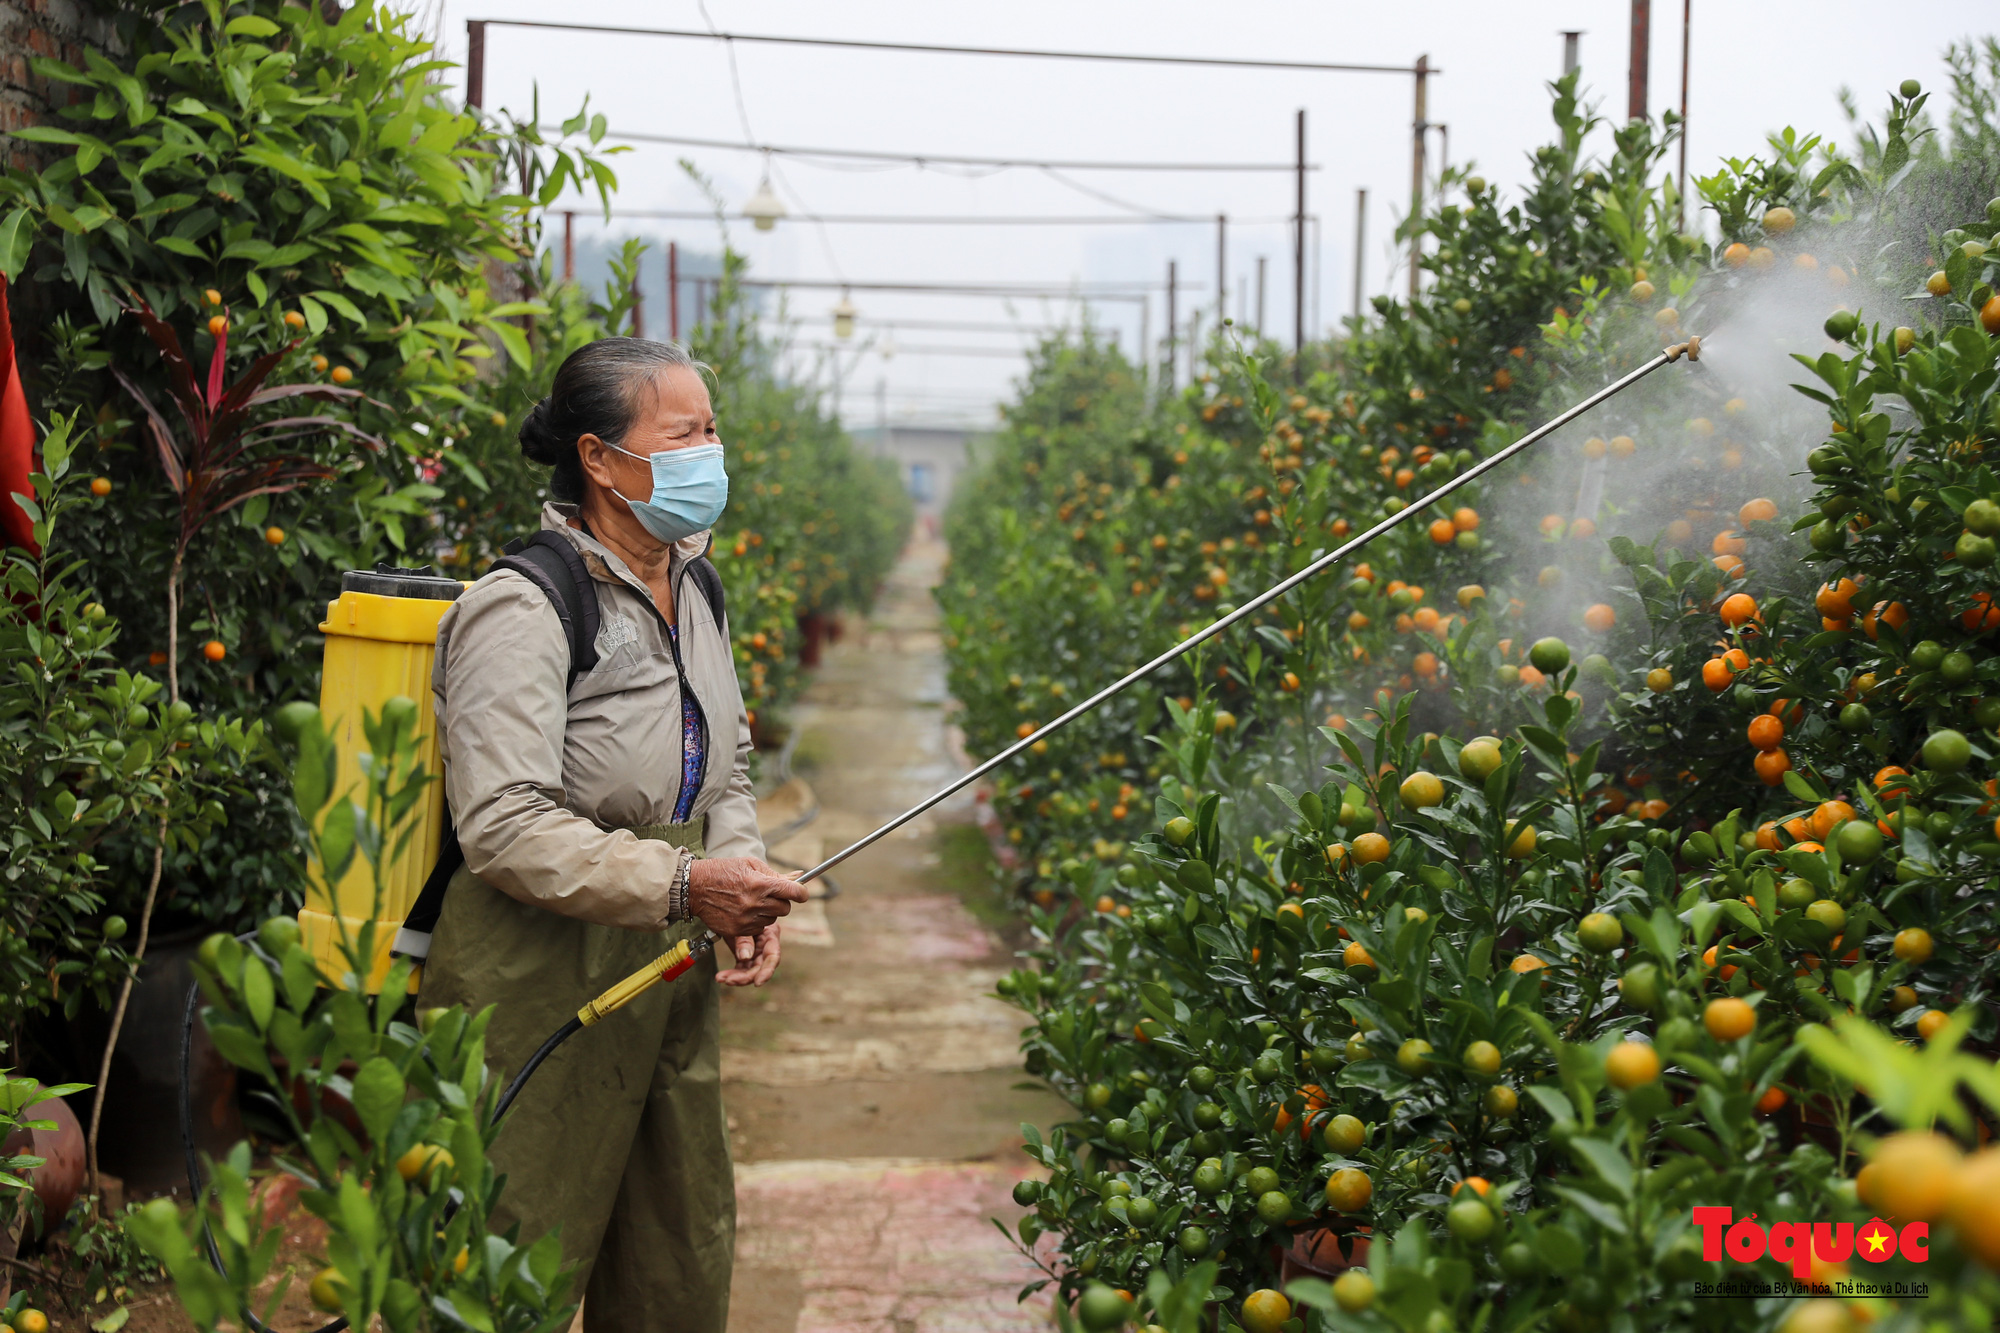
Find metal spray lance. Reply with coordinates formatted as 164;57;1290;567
493;336;1704;1120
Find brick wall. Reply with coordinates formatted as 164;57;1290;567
1;1;120;366
1;0;120;172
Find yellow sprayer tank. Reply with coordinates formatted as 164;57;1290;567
299;565;464;989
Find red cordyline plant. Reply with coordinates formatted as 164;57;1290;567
91;296;386;1201
111;295;386;702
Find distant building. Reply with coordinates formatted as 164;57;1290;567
851;424;981;532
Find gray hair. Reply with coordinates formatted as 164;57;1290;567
518;337;710;502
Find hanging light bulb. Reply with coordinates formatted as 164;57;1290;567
743;178;786;231
743;154;786;231
832;291;857;340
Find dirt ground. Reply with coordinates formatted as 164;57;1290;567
722;537;1067;1333
28;538;1059;1333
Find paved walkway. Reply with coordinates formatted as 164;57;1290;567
722;538;1066;1333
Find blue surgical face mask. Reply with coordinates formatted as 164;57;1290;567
605;440;729;544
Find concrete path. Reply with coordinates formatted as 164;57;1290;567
723;538;1067;1333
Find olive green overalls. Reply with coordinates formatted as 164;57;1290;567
420;825;734;1332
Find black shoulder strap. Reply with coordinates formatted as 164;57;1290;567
493;531;601;690
398;532;604;961
686;550;727;634
395;819;459;960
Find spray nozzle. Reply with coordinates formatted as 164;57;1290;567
1664;335;1702;362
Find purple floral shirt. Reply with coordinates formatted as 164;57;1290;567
665;624;705;824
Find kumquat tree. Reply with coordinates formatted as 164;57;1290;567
945;57;2000;1333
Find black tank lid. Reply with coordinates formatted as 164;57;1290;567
341;562;464;601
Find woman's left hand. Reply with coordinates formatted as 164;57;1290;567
717;919;783;986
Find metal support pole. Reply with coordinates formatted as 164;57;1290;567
1629;0;1651;121
1255;256;1267;335
562;212;574;281
1293;110;1307;363
1216;214;1227;324
1140;297;1151;395
1312;214;1322;338
1352;187;1367;321
1677;0;1691;228
465;20;486;110
1408;57;1428;300
1563;30;1581;76
669;242;680;341
1165;260;1178;394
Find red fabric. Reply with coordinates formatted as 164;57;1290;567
0;275;37;554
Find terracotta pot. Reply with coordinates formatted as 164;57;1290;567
0;1096;85;1238
796;611;830;668
274;1057;362;1140
1279;1226;1371;1284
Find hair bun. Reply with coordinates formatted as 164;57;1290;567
517;396;563;464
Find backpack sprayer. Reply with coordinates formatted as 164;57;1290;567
181;337;1699;1333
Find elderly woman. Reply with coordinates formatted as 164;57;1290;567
420;337;806;1330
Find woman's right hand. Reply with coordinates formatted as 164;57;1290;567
686;856;808;939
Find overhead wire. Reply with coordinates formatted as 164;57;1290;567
788;341;1031;359
473;18;1428;77
1033;165;1209;217
542;127;1314;174
577;208;1304;226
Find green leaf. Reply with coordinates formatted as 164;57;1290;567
206;1021;274;1078
311;289;365;325
1781;770;1823;803
0;208;35;281
238;147;331;208
348;1056;406;1145
447;1284;499;1333
8;125;87;147
1525;1084;1576;1126
1717;900;1762;937
487;317;531;370
1537;1225;1586;1273
1551;1183;1630;1235
223;14;281;36
1568;1137;1635;1199
241;958;275;1032
317;799;359;885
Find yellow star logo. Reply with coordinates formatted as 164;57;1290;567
1862;1228;1891;1256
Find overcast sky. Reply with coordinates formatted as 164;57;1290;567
429;1;1996;427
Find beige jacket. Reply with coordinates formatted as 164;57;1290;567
430;502;763;931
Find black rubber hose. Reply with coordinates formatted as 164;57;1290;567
492;1017;582;1123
